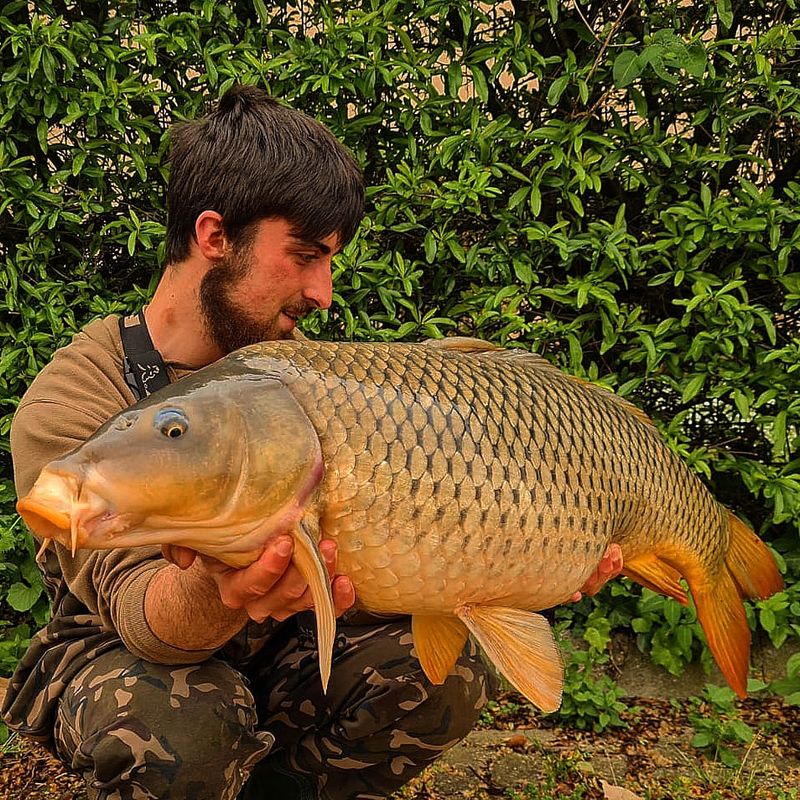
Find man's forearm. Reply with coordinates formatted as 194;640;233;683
144;561;248;652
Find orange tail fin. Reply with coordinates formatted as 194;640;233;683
623;511;783;698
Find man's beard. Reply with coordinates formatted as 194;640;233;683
199;250;300;354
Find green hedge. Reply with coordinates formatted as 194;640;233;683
1;0;799;685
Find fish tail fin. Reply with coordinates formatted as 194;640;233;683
723;511;784;601
623;511;783;698
693;511;783;698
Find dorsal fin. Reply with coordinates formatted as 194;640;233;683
422;337;504;354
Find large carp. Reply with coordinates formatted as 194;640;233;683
17;338;783;712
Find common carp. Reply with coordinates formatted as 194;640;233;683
17;338;783;712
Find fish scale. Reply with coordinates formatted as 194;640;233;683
18;337;783;712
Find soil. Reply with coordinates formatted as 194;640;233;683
2;681;798;800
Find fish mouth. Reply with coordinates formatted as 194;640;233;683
17;469;112;555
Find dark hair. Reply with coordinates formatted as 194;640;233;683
165;85;365;264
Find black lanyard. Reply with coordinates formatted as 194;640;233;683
118;311;171;401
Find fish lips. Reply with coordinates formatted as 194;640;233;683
17;470;122;554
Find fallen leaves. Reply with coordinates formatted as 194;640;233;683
601;779;644;799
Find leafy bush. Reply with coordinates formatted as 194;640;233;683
1;0;799;698
688;684;755;768
554;616;629;732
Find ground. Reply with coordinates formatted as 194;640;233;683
2;686;798;800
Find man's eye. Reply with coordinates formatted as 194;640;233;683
299;253;317;263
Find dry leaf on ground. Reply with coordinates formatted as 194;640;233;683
601;780;644;800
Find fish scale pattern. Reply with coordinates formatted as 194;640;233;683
241;341;726;614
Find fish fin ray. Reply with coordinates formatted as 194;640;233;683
691;570;750;698
292;517;336;693
628;513;782;699
622;553;688;605
724;511;783;600
411;615;470;684
455;605;563;713
689;512;782;698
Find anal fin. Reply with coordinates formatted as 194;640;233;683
292;517;336;694
623;553;688;605
456;605;563;713
412;615;470;684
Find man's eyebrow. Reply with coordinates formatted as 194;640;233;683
290;236;333;255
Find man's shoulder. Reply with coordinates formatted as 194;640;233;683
11;315;139;495
17;314;133;420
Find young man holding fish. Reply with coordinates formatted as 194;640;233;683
3;87;626;799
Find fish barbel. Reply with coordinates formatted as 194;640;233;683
17;338;783;711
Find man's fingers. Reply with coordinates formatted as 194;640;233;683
332;575;356;616
247;584;314;623
580;543;625;596
216;535;294;609
319;539;338;577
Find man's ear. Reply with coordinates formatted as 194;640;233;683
194;211;229;260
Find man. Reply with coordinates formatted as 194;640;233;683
2;86;496;800
3;85;622;799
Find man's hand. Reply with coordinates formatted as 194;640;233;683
568;543;624;603
163;536;356;623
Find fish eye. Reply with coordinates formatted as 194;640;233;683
154;408;188;440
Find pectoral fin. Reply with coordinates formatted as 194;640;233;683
291;517;336;693
411;615;470;684
456;605;563;713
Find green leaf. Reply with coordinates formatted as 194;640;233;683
772;410;787;459
470;66;489;104
613;51;642;88
691;732;712;748
681;374;706;403
717;0;733;28
447;62;462;97
7;582;42;613
253;0;268;25
423;231;437;264
729;719;753;743
700;183;712;213
547;75;569;106
732;390;750;419
685;43;707;79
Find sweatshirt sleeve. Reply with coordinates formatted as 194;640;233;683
11;326;219;665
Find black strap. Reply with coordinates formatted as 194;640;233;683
119;311;171;400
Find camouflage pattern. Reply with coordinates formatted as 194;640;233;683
47;612;495;799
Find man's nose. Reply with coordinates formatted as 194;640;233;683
303;261;333;310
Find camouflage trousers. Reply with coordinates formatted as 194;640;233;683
53;613;495;800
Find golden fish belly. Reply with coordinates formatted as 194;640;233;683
326;510;610;614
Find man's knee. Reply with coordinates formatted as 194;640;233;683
255;616;497;799
55;648;272;800
420;640;498;743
